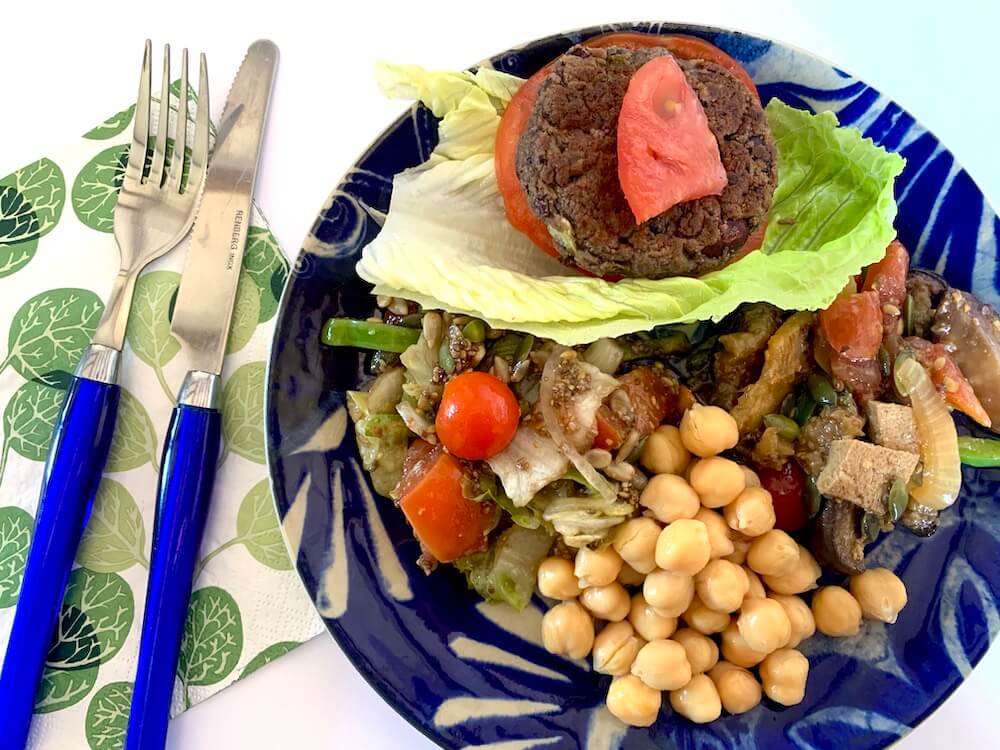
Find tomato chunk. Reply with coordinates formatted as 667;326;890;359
819;291;884;361
863;240;909;308
595;367;681;450
395;442;498;562
904;338;992;427
757;461;810;533
435;372;520;460
617;55;726;224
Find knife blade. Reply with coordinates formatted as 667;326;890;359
124;40;278;750
171;38;278;380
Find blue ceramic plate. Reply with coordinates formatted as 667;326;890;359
266;22;1000;749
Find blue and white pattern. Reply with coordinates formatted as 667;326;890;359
265;22;1000;750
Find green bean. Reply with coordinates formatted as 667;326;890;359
764;413;801;441
321;318;421;352
888;479;908;522
462;319;486;343
958;436;1000;468
793;393;817;426
807;373;837;408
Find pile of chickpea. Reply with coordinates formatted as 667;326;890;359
538;403;910;727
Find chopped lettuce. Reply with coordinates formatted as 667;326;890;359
399;335;437;401
454;525;553;609
539;492;635;549
357;65;906;346
486;426;570;506
473;471;550;531
346;390;409;495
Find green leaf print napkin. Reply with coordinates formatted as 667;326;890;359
0;83;324;749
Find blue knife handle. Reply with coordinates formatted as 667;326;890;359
125;400;220;750
0;374;120;750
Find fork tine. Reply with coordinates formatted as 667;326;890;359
123;40;152;189
148;45;171;187
166;49;189;192
186;53;210;194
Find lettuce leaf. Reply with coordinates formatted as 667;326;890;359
358;65;905;346
454;525;553;610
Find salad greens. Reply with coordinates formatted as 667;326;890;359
455;525;553;609
346;387;408;496
357;65;906;346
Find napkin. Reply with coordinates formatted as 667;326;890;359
0;82;325;749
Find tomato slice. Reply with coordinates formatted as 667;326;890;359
617;55;727;224
396;442;498;563
819;291;884;361
756;461;810;533
494;32;758;257
435;372;520;459
863;240;909;307
583;32;759;101
594;405;628;450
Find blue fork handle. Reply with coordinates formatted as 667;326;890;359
0;374;120;750
125;400;220;750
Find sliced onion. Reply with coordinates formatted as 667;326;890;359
894;356;961;510
539;347;617;501
583;337;625;374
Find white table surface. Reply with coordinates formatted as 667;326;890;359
2;1;998;747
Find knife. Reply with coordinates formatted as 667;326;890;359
123;40;278;750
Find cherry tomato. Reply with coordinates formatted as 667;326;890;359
617;55;727;224
819;291;884;361
494;33;757;257
757;461;810;533
435;372;520;459
396;441;498;562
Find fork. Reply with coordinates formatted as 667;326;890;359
0;41;210;750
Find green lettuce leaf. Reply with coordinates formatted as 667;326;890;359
454;525;553;610
358;66;905;346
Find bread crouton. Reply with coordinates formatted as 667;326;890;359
816;439;920;514
865;401;918;453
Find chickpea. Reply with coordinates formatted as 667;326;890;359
641;474;700;524
631;639;692;691
642;569;694;617
741;466;761;488
640;425;691;475
695;559;749;613
724;487;776;537
671;628;719;674
655;519;711;576
690;456;746;508
742;569;767;611
575;546;623;588
850;568;908;624
737;597;792;654
612;517;661;574
592;621;644;676
812;586;862;637
770;594;815;649
724;537;751;566
679;403;740;458
709;662;762;715
618;562;647;587
693;507;735;559
762;545;822;595
606;674;662;728
759;648;809;706
747;529;799;576
580;582;631;622
629;593;678;642
721;621;767;668
669;674;722;724
542;601;595;659
682;595;730;635
537;557;581;600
